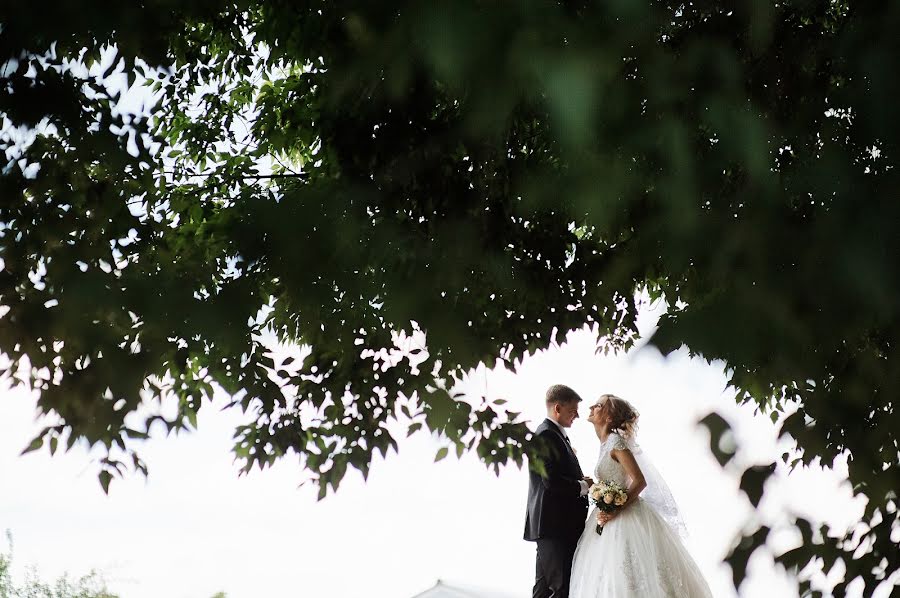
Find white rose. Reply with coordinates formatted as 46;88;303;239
603;493;614;504
614;494;627;506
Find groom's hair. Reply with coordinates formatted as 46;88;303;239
545;384;582;407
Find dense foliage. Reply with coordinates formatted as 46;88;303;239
1;1;897;594
0;532;118;598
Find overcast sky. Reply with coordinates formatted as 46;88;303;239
1;300;894;598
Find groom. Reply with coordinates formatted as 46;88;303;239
524;384;591;598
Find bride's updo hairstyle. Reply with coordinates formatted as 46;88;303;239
600;394;640;439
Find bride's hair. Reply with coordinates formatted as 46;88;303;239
600;394;640;439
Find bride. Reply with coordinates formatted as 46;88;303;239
569;394;713;597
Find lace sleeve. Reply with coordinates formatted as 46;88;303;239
608;433;629;451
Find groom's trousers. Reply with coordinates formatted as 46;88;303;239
533;534;578;598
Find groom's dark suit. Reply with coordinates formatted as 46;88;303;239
524;418;589;598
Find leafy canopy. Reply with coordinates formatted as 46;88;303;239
1;1;898;594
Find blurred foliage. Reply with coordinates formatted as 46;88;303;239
0;532;118;598
1;0;897;594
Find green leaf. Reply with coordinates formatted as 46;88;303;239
698;413;736;468
20;437;43;456
98;471;113;494
739;464;776;508
434;447;449;462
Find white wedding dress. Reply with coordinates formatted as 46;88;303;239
569;433;713;598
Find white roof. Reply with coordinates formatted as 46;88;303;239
409;580;518;598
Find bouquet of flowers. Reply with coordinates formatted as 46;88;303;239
589;479;628;535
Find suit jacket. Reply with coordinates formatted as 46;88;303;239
524;418;589;541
